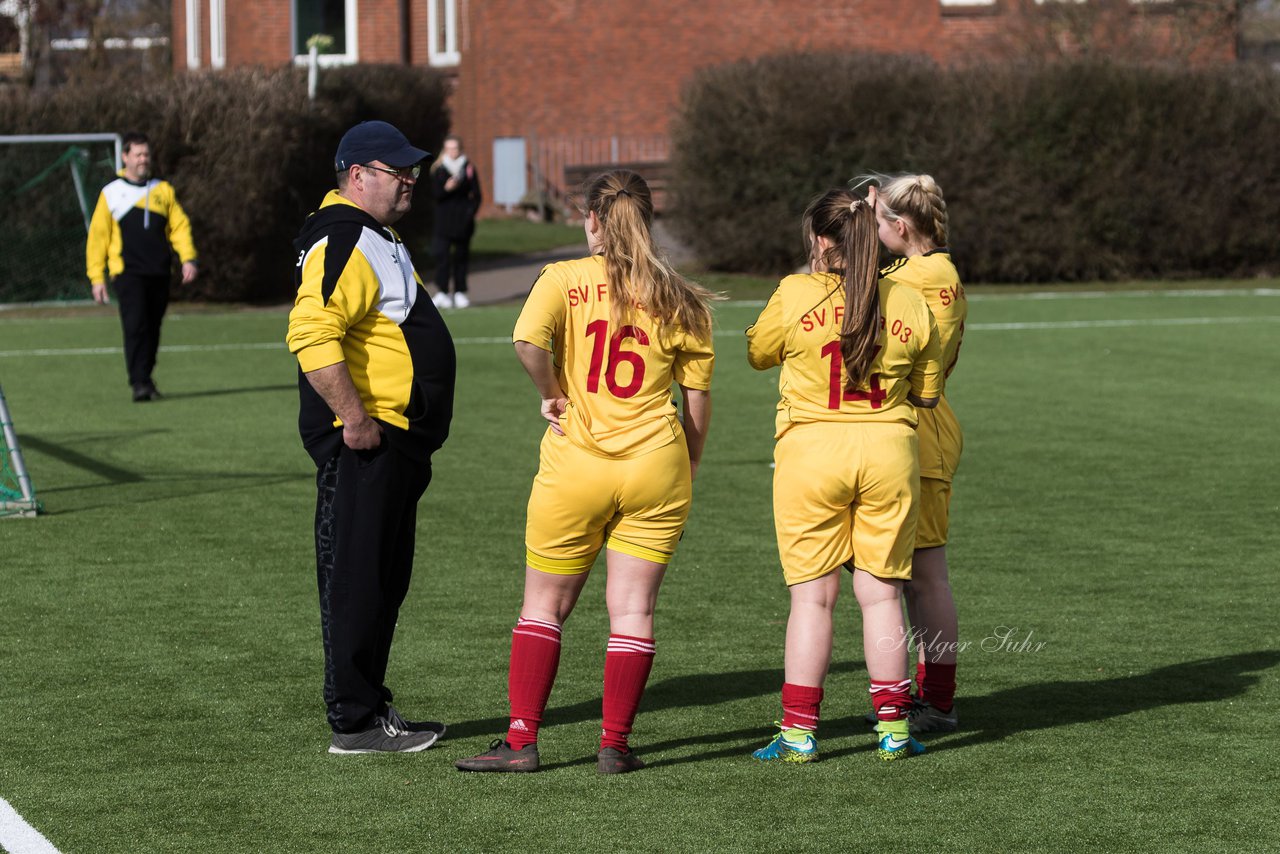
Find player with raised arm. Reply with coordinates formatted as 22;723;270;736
872;173;967;734
747;185;942;763
455;170;716;775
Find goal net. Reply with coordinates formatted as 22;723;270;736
0;385;39;518
0;133;122;304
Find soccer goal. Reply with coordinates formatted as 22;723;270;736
0;385;39;518
0;133;122;304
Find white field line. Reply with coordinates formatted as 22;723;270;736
722;287;1280;307
1;315;1279;359
0;798;61;854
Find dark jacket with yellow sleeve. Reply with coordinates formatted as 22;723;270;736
286;191;456;465
85;172;197;285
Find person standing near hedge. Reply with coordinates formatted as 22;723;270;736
430;135;482;309
747;185;942;764
870;173;967;735
85;132;198;402
286;120;456;754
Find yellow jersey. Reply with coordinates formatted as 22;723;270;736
880;251;966;382
746;273;942;438
513;255;715;459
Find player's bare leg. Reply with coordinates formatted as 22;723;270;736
753;570;840;763
855;569;924;760
597;549;666;773
903;546;959;732
784;570;840;686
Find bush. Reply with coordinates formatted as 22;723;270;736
0;65;450;302
669;57;1280;282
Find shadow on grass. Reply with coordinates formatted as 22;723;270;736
448;660;864;746
519;651;1280;768
915;650;1280;755
159;383;296;400
19;433;157;484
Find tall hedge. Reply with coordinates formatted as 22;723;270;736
0;65;449;302
669;57;1280;282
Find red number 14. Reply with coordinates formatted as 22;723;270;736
820;341;885;410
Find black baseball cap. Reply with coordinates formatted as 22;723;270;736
334;121;430;171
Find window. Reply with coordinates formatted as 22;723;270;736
293;0;357;66
428;0;459;67
185;0;200;68
209;0;225;69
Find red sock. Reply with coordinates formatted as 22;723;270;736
920;662;957;713
600;634;655;752
915;661;927;696
506;618;562;750
869;678;913;722
780;683;824;732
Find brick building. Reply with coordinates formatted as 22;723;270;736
173;0;1239;215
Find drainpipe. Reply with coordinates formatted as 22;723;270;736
399;0;410;64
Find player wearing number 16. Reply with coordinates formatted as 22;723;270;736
746;186;943;764
455;170;716;775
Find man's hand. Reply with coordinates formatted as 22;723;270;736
342;415;383;451
181;262;199;285
91;283;109;305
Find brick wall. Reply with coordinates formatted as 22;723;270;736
173;0;1238;215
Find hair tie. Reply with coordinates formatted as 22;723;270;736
617;189;631;199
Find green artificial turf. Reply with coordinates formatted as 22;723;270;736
1;288;1279;852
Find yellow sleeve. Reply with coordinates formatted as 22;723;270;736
745;284;787;370
85;192;113;285
164;188;198;263
672;329;715;391
286;242;379;372
512;265;565;351
909;310;944;399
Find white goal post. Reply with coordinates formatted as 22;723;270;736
0;384;38;518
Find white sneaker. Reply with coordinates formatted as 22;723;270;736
453;292;471;309
432;291;452;309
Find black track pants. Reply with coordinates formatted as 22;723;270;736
314;441;432;733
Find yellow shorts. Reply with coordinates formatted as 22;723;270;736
917;396;962;481
525;430;691;574
772;421;919;585
916;477;952;549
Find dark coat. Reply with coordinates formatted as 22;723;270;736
431;162;482;239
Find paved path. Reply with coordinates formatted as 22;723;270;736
459;219;696;306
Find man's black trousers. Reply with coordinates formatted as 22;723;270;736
112;273;170;387
315;441;431;733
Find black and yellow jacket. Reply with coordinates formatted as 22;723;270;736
286;191;456;465
85;171;197;284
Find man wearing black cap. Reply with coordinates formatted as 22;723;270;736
286;121;456;753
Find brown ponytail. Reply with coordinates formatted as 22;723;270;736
802;189;882;390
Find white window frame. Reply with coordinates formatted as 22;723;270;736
940;0;996;6
185;0;200;68
292;0;359;68
428;0;459;67
209;0;225;69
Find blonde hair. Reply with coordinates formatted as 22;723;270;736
803;188;881;390
865;173;949;249
429;135;463;176
585;170;715;342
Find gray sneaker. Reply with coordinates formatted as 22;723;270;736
329;714;443;754
385;705;447;739
908;700;958;735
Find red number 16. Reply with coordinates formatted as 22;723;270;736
585;319;649;399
